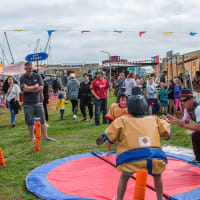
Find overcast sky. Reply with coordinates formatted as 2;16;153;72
1;0;200;65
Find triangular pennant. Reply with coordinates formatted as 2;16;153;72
114;30;123;34
13;29;24;32
47;30;56;37
139;31;146;37
189;32;197;36
81;30;91;34
164;32;173;35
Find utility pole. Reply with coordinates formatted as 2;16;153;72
100;51;112;88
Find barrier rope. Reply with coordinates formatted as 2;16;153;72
0;196;23;200
5;149;33;162
2;141;33;152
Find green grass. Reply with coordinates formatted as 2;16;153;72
0;94;192;199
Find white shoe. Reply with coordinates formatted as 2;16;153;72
73;115;77;120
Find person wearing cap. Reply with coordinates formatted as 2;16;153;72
91;71;110;126
97;86;171;200
56;93;69;120
104;87;129;156
66;73;80;120
166;89;200;164
20;62;55;142
52;76;61;94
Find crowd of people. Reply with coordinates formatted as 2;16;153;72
1;63;200;200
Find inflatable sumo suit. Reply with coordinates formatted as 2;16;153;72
102;86;171;175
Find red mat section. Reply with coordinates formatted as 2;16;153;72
47;155;200;200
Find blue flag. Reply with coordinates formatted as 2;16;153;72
189;32;197;36
47;30;56;37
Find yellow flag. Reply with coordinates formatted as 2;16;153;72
164;32;173;35
0;63;3;73
13;29;24;32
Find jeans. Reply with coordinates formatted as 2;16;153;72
6;100;16;125
192;132;200;161
94;99;107;125
60;109;64;120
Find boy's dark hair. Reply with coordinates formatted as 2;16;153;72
25;62;32;66
163;71;167;74
163;84;168;90
83;73;89;77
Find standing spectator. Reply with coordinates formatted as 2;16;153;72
66;73;80;120
20;62;55;142
168;80;175;114
192;71;200;102
158;83;168;115
125;72;136;96
114;72;125;96
78;73;93;121
146;77;157;115
174;78;182;113
41;74;50;126
0;80;4;106
160;71;167;83
52;76;61;94
2;76;20;127
91;71;110;126
61;72;68;87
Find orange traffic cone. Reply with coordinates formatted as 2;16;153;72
34;118;41;152
0;148;6;167
133;170;148;200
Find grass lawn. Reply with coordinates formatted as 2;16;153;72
0;94;192;200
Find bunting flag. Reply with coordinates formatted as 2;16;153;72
13;29;24;32
114;30;123;34
0;63;3;73
151;55;159;72
139;31;146;37
189;32;197;36
81;30;91;34
47;30;56;37
164;32;173;35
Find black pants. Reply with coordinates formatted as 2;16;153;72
192;132;200;161
80;97;93;119
43;102;49;121
71;100;78;115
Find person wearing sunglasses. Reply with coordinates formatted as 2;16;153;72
166;89;200;164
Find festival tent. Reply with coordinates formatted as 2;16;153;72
0;62;45;76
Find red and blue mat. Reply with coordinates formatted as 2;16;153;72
26;151;200;200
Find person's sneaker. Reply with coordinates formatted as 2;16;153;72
90;118;93;122
82;118;87;121
95;123;100;126
73;115;77;120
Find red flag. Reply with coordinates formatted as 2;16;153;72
81;30;91;34
139;31;146;37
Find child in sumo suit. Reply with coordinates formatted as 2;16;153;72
104;87;129;156
97;86;171;200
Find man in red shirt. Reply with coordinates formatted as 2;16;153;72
91;71;110;126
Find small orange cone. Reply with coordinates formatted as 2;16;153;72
133;170;148;200
0;148;6;167
34;118;41;152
